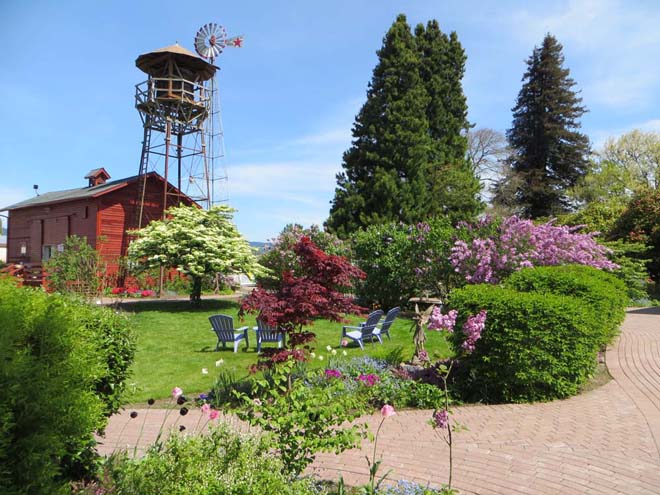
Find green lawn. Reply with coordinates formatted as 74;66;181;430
122;298;451;402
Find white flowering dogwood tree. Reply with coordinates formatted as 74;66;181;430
128;205;263;304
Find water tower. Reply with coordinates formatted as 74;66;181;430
134;23;243;225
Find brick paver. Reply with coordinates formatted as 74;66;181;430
99;308;660;494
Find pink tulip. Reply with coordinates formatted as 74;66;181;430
171;387;183;399
381;404;396;418
209;409;219;420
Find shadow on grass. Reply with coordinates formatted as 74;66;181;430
119;299;239;314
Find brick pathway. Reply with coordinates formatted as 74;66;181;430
98;308;660;494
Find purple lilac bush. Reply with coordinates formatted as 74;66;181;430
450;216;618;284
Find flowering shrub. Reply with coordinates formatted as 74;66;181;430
451;216;618;284
108;287;156;298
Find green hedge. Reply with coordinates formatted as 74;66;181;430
0;279;135;493
449;284;602;403
505;265;627;345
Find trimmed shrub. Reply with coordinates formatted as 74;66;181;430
102;423;321;495
448;284;602;403
505;265;627;345
0;279;135;493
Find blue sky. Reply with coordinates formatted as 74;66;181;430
1;0;659;241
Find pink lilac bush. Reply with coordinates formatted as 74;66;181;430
451;216;618;284
461;310;487;352
428;308;458;332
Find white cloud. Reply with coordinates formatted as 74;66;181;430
639;119;660;132
292;129;352;147
506;0;660;109
227;160;340;202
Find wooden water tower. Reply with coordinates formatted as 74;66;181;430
134;43;217;223
134;25;243;225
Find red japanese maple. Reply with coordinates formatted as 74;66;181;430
240;236;366;365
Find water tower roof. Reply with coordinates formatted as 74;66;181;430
135;43;218;81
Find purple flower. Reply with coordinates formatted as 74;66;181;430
462;310;487;353
433;409;449;429
428;307;457;333
357;373;380;387
324;369;342;379
450;216;619;284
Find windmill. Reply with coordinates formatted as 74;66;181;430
193;23;244;207
133;23;243;226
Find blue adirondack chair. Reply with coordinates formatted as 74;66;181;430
341;310;384;350
253;318;285;353
377;307;401;340
209;314;249;353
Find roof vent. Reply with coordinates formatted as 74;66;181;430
85;168;111;187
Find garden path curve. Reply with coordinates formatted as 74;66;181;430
312;307;660;494
98;308;660;494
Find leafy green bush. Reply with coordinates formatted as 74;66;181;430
0;280;106;493
505;265;627;345
45;235;103;298
234;358;367;476
76;303;135;418
557;200;627;237
448;284;602;403
101;423;320;495
611;189;660;281
352;218;458;309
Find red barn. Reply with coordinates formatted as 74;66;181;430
3;168;195;283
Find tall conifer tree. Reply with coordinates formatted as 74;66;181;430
417;21;482;219
326;15;481;237
495;34;590;218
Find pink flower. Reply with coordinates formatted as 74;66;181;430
381;404;396;418
208;409;219;420
200;403;210;415
171;387;183;399
428;307;457;333
462;310;487;353
341;339;348;347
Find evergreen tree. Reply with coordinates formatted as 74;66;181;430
495;34;590;218
417;21;482;219
326;15;481;237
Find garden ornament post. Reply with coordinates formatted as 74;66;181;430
409;296;442;362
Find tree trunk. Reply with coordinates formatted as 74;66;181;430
190;276;202;306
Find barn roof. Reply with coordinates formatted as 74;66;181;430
1;172;192;211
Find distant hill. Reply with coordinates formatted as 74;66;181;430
249;241;269;255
